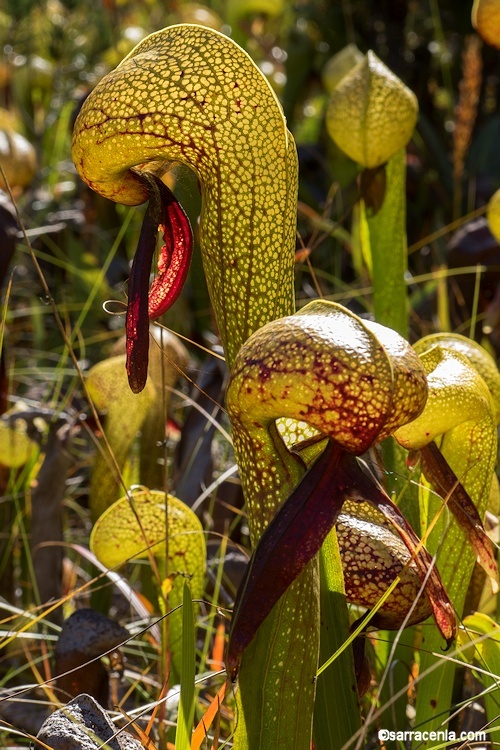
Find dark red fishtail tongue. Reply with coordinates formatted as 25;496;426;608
418;441;498;586
226;443;457;679
226;440;346;680
126;173;193;394
340;455;457;646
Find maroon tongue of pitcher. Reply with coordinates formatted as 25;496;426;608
125;173;193;394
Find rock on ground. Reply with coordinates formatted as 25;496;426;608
35;693;143;750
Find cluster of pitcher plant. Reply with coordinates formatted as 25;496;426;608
68;17;500;750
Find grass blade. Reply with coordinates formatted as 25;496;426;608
175;582;196;750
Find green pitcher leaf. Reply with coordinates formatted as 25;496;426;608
412;332;500;421
395;344;498;529
326;54;415;338
227;299;456;674
326;50;418;169
394;339;499;745
361;150;408;337
112;326;189;491
89;489;205;582
90;489;205;674
71;24;297;370
322;44;364;94
227;299;428;478
0;411;39;468
86;355;156;520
